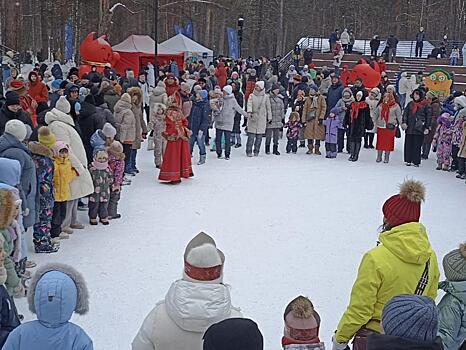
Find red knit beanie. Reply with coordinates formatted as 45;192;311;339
382;180;426;227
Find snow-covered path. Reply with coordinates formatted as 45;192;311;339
17;138;466;349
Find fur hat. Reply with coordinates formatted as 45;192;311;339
255;81;265;90
108;140;123;155
102;123;117;138
382;180;425;228
52;141;70;157
183;232;225;284
443;243;466;281
283;296;321;343
454;95;466;109
38;127;56;149
28;263;89;316
223;85;233;95
382;295;438;342
0;189;15;229
55;96;71;114
5;120;27;142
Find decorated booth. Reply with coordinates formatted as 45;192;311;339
112;35;184;75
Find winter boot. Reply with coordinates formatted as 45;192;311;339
273;145;280;155
376;151;383;163
348;142;355;161
352;142;361;161
363;134;369;148
314;145;321;155
306;144;314;154
198;154;206;165
383;152;390;163
265;145;271;154
299;141;306;148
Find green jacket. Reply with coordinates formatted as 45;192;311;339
0;228;21;296
335;222;440;343
438;280;466;350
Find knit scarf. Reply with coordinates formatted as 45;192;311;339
381;96;396;124
410;99;428;115
282;336;323;349
350;101;368;122
92;160;109;170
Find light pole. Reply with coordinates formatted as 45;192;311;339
154;0;159;83
237;16;244;58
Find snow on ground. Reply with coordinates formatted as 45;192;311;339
16;135;466;349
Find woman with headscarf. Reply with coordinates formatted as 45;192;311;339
158;92;193;184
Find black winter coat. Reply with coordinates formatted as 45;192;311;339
370;39;380;50
77;102;100;164
0;105;34;136
368;333;444;350
188;99;210;136
303;49;313;64
402;100;432;135
0;285;20;347
232;90;244;134
327;82;344;113
344;103;373;140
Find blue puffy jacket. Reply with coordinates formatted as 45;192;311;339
3;264;93;350
189;98;210;135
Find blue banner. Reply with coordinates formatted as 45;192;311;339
226;27;239;59
185;20;193;39
64;19;74;60
174;24;183;35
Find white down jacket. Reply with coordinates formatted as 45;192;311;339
132;280;242;350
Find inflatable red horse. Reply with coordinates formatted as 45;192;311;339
79;32;120;76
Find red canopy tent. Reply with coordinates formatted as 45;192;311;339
112;35;184;75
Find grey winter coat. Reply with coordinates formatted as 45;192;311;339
267;94;284;129
438;280;466;350
247;90;272;134
114;96;136;144
375;103;402;129
215;94;247;132
0;133;37;228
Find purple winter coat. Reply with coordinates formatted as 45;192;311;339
324;116;342;144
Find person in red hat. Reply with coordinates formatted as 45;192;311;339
158;92;193;183
282;296;325;350
332;179;440;350
8;79;38;127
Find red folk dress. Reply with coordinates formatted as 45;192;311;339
158;105;194;182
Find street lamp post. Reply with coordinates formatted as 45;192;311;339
237;16;244;58
154;0;159;83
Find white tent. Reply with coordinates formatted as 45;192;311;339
160;34;214;65
112;35;180;55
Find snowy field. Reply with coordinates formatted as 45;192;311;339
16;135;466;349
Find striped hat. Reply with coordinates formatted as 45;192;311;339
443;244;466;281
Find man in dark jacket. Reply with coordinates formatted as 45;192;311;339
326;76;344;114
77;94;102;164
370;35;380;57
415;27;426;58
386;34;399;62
291;76;311;105
303;48;313;65
0;91;33;136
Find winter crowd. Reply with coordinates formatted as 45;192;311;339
0;51;464;349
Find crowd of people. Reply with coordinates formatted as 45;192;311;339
0;49;464;348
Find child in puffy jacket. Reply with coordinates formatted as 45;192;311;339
148;103;167;169
284;112;303;154
107;141;125;220
324;107;343;158
89;122;116;153
2;263;93;350
438;244;466;350
51;142;77;240
88;149;113;225
432;113;454;171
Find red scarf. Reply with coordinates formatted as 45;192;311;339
381;95;396;124
350;101;368;122
410;99;428;115
282;336;321;347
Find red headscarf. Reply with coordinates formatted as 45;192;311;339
381;94;396;124
350;101;368;122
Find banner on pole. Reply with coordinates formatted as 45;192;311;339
226;27;239;59
64;19;74;61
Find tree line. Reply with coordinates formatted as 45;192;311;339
0;0;465;62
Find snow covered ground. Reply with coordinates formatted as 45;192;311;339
16;136;466;349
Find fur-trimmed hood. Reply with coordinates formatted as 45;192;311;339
127;86;143;106
28;263;89;328
28;141;53;158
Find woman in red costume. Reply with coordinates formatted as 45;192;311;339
158;92;194;183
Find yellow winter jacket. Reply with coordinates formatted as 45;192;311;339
53;156;77;202
335;222;440;343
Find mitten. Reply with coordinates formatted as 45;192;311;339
401;123;408;130
332;335;349;350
